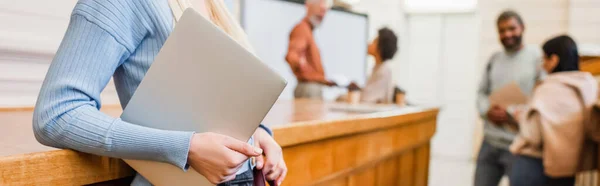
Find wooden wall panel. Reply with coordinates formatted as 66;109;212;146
285;118;436;186
414;144;431;186
331;134;361;172
376;157;399;186
314;177;347;186
398;152;415;186
281;141;334;185
348;169;376;186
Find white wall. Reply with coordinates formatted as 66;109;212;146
403;15;444;105
404;13;480;159
0;0;119;107
569;0;600;49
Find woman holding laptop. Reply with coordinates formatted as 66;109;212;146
32;0;286;185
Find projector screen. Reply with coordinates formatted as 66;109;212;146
241;0;369;100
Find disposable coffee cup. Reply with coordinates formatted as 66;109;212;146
395;92;406;106
347;91;361;105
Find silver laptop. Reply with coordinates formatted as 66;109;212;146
120;8;286;186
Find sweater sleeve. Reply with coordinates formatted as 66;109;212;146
477;56;494;118
32;15;194;170
258;124;273;136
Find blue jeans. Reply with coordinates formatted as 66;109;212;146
217;169;254;186
510;155;575;186
474;140;515;186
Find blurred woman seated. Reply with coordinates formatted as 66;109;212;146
509;35;599;186
346;27;398;104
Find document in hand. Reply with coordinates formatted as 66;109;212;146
120;9;286;186
488;82;529;108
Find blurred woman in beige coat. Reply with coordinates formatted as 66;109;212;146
509;35;598;186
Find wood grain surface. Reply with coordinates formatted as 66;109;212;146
581;56;600;76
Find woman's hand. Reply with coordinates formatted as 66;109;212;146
253;128;287;186
187;132;263;184
508;104;528;123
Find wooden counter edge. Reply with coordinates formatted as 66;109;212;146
0;150;134;185
272;108;439;147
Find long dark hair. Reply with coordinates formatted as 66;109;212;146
542;35;579;73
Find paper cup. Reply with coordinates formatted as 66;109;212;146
347;91;361;104
395;93;405;106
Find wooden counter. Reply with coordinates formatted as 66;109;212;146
581;56;600;76
0;99;438;186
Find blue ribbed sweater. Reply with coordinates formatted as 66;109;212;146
32;0;262;185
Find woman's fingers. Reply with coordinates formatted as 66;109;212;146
223;135;263;157
256;155;265;169
276;163;288;186
267;158;287;185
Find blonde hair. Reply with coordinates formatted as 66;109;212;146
169;0;254;52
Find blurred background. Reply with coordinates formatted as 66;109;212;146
1;0;599;185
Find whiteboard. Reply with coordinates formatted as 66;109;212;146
242;0;369;100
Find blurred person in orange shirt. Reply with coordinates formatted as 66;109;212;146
285;0;337;99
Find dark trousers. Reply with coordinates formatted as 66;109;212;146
510;155;575;186
474;140;515;186
217;170;254;186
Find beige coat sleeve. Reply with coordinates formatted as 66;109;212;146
510;110;543;157
520;111;543;148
